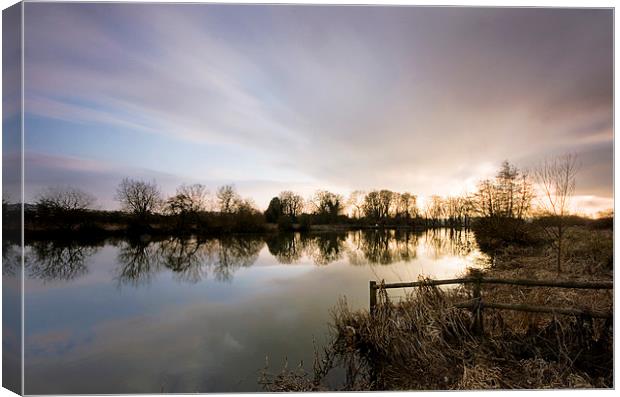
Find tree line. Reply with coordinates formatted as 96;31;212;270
10;228;475;285
25;156;585;228
28;158;579;222
19;153;611;270
9;152;611;275
30;181;472;229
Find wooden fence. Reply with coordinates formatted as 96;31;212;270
369;276;613;334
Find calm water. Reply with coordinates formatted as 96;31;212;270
8;229;487;394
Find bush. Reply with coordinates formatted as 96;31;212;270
298;214;312;231
589;217;613;230
277;215;293;231
471;217;539;251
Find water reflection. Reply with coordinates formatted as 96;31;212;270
116;240;161;286
26;230;479;284
347;230;419;266
305;233;347;265
26;241;101;282
213;236;263;282
114;235;264;285
267;231;423;266
424;228;476;259
23;228;485;394
2;242;21;276
266;233;305;264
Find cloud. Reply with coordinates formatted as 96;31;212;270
24;151;182;209
23;151;330;209
23;4;613;209
571;195;613;217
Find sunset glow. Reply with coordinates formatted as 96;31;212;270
18;4;612;213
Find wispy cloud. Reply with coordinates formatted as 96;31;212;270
23;4;613;209
23;151;331;209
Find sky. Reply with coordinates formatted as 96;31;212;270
14;4;613;214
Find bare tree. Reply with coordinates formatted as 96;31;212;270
444;196;462;226
216;185;240;214
395;192;417;219
278;191;305;219
515;171;535;220
310;190;344;222
424;195;444;227
36;186;96;212
473;161;533;221
363;190;393;220
165;184;208;216
534;153;579;272
347;190;366;219
378;190;394;219
235;198;259;214
461;195;476;228
474;179;497;218
115;178;162;218
179;184;209;211
363;191;381;220
496;160;519;218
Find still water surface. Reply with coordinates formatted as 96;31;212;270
13;229;486;393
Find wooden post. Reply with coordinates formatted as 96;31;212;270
369;281;377;314
472;277;484;335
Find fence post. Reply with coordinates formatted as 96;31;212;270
472;275;484;335
369;281;377;314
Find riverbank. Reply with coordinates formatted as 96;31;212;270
14;220;434;242
260;224;613;390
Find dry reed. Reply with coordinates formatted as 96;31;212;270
260;226;613;391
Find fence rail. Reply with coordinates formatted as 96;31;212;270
370;277;613;291
453;301;612;319
369;276;613;333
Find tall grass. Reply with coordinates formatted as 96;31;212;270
262;282;611;390
260;225;613;391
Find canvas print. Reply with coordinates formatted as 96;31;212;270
2;2;614;394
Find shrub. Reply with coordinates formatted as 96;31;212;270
298;214;312;231
471;217;539;251
277;215;293;231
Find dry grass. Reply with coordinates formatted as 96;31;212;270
481;226;613;337
260;226;613;391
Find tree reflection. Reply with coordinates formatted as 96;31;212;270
304;233;347;265
346;230;419;265
424;229;474;259
447;229;475;257
393;230;419;262
359;230;393;264
157;237;214;283
26;241;100;281
115;236;264;285
25;228;479;286
2;241;21;277
213;236;263;282
265;233;305;264
265;229;473;266
347;228;478;266
116;239;161;286
266;233;347;265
